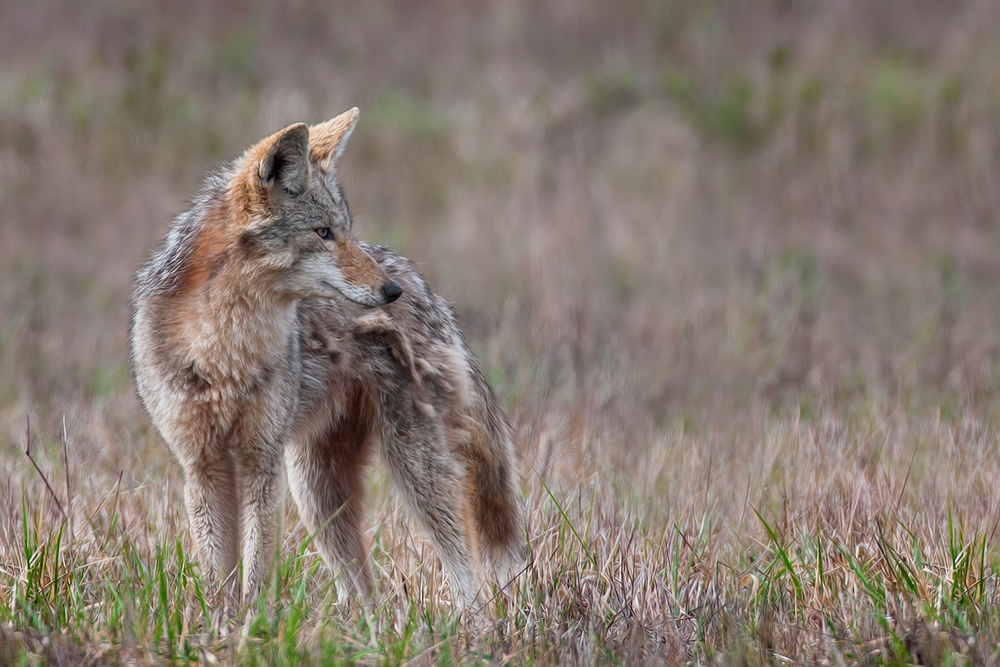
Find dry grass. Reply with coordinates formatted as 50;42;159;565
2;1;1000;663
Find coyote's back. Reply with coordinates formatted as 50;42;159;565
130;108;524;612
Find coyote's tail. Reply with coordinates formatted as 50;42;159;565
459;367;526;580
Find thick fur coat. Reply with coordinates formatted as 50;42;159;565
130;109;524;610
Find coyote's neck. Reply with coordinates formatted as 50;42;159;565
169;274;297;386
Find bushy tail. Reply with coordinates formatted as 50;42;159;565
458;367;526;581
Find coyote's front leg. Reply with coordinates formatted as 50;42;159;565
181;447;241;614
239;444;287;609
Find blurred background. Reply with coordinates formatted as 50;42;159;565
1;0;998;481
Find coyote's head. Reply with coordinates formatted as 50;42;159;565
223;108;402;307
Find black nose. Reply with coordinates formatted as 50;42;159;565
382;282;403;303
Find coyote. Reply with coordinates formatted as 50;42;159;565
130;108;524;610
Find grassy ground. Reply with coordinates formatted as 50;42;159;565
2;1;1000;663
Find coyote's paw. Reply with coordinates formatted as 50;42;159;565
353;311;393;334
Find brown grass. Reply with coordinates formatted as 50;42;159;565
2;1;1000;663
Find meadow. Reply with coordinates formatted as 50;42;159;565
2;1;1000;663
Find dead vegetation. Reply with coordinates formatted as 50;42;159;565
2;1;1000;663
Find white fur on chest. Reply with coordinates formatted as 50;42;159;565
133;297;301;459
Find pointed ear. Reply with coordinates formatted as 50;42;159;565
309;107;360;172
227;123;310;227
255;122;310;195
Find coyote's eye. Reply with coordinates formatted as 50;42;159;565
315;227;334;241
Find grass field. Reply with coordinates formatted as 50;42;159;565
3;1;1000;663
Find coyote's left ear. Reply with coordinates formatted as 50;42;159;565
309;107;360;173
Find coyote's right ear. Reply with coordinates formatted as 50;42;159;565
229;123;311;227
256;123;310;195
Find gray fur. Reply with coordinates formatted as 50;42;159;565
130;117;525;614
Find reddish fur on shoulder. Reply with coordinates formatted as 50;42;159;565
179;202;232;295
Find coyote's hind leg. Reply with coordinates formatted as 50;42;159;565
286;412;375;603
380;404;483;608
